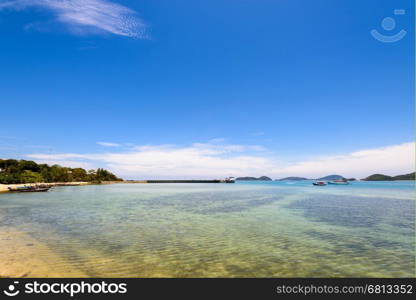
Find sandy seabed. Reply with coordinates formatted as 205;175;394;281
0;227;86;277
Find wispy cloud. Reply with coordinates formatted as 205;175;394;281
97;141;121;147
26;141;415;179
0;0;146;37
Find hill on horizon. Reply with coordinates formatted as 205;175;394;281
362;172;415;181
317;174;346;181
278;177;308;181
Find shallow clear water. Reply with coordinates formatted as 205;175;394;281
0;181;414;277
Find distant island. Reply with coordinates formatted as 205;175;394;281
277;175;358;181
235;176;272;181
361;172;415;181
278;177;308;181
392;172;416;180
0;159;122;184
277;173;414;181
317;174;346;181
237;173;415;182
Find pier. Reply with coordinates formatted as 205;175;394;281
124;179;234;183
145;180;221;183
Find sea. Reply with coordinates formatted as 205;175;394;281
0;180;414;277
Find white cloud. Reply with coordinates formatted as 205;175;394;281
26;142;274;179
0;0;146;37
26;141;415;180
275;142;415;179
97;141;120;147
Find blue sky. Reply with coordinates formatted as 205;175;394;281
0;0;414;179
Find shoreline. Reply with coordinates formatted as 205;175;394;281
0;182;90;193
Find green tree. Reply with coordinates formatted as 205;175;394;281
18;160;40;172
0;159;18;170
20;170;44;183
0;159;122;184
72;168;89;181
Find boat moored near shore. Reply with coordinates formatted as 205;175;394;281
222;177;235;183
8;185;51;192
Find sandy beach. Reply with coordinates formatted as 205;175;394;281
0;182;90;193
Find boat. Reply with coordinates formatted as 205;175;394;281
8;185;51;192
312;181;327;186
328;179;349;185
223;177;235;183
17;187;51;192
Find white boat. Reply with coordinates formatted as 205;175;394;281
328;180;349;185
223;177;235;183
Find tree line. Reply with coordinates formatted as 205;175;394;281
0;159;123;184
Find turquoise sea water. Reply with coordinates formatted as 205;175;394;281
0;181;414;277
